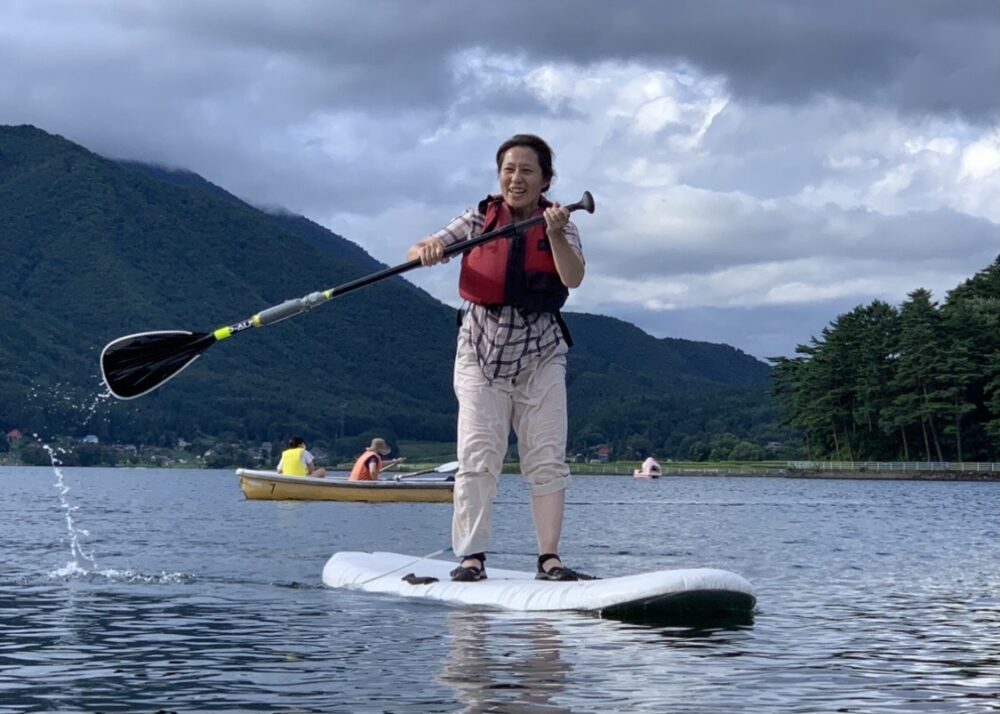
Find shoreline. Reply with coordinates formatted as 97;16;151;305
784;469;1000;482
648;469;1000;482
567;465;1000;482
3;462;999;482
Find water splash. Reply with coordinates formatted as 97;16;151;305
41;441;100;575
25;378;114;426
47;566;195;584
41;442;194;584
27;383;194;583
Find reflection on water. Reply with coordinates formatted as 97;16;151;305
440;612;572;713
437;610;761;713
2;467;999;712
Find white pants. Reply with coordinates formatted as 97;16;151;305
451;332;571;557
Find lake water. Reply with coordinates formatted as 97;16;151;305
1;465;998;713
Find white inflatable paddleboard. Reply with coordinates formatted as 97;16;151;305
323;551;756;621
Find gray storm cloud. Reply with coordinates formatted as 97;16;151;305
4;0;996;119
1;0;997;358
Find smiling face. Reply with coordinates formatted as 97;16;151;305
498;145;548;219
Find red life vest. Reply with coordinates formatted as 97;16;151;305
458;196;569;313
349;450;382;481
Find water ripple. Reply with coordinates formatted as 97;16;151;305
1;467;998;712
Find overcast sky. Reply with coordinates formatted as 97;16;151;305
2;0;998;360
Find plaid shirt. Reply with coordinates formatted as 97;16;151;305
430;203;584;381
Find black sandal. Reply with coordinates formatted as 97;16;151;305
535;553;598;581
450;553;487;582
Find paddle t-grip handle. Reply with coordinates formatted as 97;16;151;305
566;190;595;215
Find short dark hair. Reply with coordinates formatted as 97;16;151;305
288;435;305;448
495;134;556;192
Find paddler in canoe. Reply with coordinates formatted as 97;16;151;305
349;437;405;481
276;435;327;478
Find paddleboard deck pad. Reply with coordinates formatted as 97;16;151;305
323;551;756;623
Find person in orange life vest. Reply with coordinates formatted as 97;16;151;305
276;435;327;478
406;134;588;583
348;437;405;481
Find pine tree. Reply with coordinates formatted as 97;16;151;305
890;289;949;461
773;257;1000;463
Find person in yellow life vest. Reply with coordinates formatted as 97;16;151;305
276;436;327;478
348;437;404;481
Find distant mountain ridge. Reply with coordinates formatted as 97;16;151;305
0;124;778;458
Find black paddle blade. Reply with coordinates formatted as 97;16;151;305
101;330;216;400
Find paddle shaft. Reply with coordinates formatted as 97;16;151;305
212;192;595;343
394;460;460;481
100;192;594;400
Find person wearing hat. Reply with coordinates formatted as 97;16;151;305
348;437;404;481
276;435;327;478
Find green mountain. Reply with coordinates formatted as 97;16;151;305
0;125;780;459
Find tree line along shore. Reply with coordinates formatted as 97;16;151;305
771;258;1000;464
3;447;997;482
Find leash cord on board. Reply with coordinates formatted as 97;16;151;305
355;545;454;587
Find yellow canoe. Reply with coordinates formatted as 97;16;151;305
235;469;454;503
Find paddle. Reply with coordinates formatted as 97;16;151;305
394;461;460;482
380;457;406;472
101;191;596;399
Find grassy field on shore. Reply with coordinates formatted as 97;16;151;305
4;445;997;481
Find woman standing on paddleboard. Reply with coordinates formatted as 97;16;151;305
407;134;588;582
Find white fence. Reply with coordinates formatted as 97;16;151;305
569;463;787;476
789;461;1000;473
570;461;1000;476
